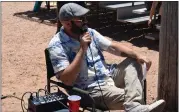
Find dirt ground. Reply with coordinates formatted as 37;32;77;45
2;2;159;112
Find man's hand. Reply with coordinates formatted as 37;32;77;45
137;56;152;71
80;32;91;51
109;41;152;71
148;19;152;27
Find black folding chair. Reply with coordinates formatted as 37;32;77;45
44;48;101;112
44;48;147;112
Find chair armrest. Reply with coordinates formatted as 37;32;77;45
50;80;101;112
50;80;90;95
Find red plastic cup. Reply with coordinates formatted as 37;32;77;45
68;95;81;112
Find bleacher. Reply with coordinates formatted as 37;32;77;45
98;1;161;40
99;1;151;24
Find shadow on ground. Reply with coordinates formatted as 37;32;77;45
14;7;57;26
14;7;159;51
107;24;159;51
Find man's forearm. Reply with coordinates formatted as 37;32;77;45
120;49;139;59
109;41;151;70
59;48;85;86
110;42;140;59
116;46;139;59
149;2;158;19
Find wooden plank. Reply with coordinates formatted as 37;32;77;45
116;4;146;22
156;24;161;30
145;32;159;40
134;2;145;5
101;2;145;10
158;2;178;111
105;3;132;9
122;16;149;23
132;8;149;14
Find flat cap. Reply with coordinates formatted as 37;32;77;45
59;3;89;21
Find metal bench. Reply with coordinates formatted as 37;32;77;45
99;1;145;10
132;8;149;14
145;32;159;40
118;15;149;23
99;1;150;24
116;3;150;24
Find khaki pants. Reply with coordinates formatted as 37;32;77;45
88;58;144;111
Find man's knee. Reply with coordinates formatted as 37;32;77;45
118;57;141;70
117;57;143;81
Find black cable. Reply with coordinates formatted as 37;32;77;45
89;47;110;112
1;95;7;99
1;95;22;100
32;92;38;98
1;94;25;111
46;84;96;112
44;85;96;111
88;94;96;112
50;89;92;112
44;84;60;92
39;85;61;101
21;92;32;112
44;85;47;91
2;92;34;112
37;88;71;111
37;88;46;97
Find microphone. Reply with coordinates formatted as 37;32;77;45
81;25;91;46
81;25;88;33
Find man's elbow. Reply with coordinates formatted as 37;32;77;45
62;80;74;86
120;52;128;57
58;75;74;86
55;71;75;86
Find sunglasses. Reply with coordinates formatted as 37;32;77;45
72;16;88;23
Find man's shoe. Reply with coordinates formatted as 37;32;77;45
127;99;165;112
148;99;166;112
128;105;149;112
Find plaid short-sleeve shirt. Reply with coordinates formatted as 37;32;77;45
48;27;114;89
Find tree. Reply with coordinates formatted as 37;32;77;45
158;2;178;112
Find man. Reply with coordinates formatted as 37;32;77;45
56;1;86;33
148;1;162;27
48;3;165;112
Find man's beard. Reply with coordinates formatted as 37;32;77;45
71;21;87;35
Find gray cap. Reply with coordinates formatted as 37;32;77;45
59;3;89;21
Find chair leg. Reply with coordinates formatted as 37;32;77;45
56;2;61;33
33;1;43;12
82;108;85;112
144;80;147;104
47;79;51;93
46;1;50;10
